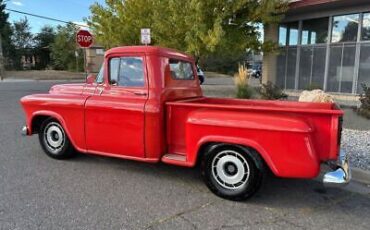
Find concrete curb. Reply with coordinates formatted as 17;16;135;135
0;78;84;83
352;167;370;185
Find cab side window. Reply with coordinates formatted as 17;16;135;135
109;57;145;87
109;58;120;85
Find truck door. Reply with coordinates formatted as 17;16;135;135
84;55;148;158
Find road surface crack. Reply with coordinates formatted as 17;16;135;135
143;201;215;229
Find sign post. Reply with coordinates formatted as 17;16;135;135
141;28;151;45
76;30;93;76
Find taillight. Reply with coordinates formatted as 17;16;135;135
337;116;343;146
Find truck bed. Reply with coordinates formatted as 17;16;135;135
165;97;343;178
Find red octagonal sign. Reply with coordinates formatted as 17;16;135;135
76;30;93;48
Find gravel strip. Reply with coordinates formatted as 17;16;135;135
342;129;370;171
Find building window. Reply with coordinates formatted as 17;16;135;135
298;45;326;89
288;22;299;45
96;49;105;55
301;17;329;45
279;25;287;46
362;13;370;41
278;22;299;46
331;14;360;43
358;43;370;93
327;44;356;93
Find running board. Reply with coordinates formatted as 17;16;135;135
161;154;193;167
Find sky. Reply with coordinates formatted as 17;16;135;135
6;0;105;33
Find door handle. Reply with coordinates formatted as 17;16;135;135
134;92;147;96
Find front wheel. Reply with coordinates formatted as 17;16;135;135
201;145;265;201
39;118;76;160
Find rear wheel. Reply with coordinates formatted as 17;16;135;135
39;118;76;160
201;145;265;201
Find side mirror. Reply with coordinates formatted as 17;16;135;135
110;79;118;86
86;74;96;84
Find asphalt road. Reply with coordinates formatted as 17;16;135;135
1;80;370;230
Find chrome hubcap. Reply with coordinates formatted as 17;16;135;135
44;122;65;154
211;150;250;190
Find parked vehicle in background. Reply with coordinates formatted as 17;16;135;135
247;62;262;79
20;46;350;201
197;65;205;84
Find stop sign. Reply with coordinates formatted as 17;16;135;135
76;30;93;48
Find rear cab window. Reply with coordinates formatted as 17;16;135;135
169;59;195;80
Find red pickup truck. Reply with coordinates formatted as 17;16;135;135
20;46;350;200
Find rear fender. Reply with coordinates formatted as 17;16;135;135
192;135;279;175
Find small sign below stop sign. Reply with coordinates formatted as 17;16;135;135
76;30;93;48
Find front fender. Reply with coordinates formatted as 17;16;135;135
21;94;88;152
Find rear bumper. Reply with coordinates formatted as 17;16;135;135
323;150;351;186
21;125;29;136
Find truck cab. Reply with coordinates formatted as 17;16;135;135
20;46;350;201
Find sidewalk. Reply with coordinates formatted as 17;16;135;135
3;70;85;81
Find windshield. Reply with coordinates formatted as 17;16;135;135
96;65;104;83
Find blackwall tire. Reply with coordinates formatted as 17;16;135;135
201;144;266;201
38;118;76;160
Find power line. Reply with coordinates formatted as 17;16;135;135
5;8;89;28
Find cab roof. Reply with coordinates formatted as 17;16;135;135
105;46;194;61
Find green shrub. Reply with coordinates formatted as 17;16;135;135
234;64;254;99
259;81;288;100
236;84;254;99
357;84;370;119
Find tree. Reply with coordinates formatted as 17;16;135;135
12;17;33;49
11;17;33;69
88;0;287;60
50;24;83;71
34;25;56;69
0;0;15;70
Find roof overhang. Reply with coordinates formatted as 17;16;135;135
284;0;370;21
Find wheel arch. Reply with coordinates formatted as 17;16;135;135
29;111;83;152
194;136;279;176
30;111;65;133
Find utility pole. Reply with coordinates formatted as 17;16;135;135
0;34;4;81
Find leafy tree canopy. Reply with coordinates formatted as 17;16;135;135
34;25;56;69
88;0;287;58
50;24;84;71
11;17;33;50
34;25;56;49
0;0;15;63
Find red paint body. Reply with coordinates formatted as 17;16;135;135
20;46;343;179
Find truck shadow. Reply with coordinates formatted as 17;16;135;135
71;152;370;209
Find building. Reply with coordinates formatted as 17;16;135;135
85;45;105;73
263;0;370;94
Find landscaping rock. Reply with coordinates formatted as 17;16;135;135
299;89;334;103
